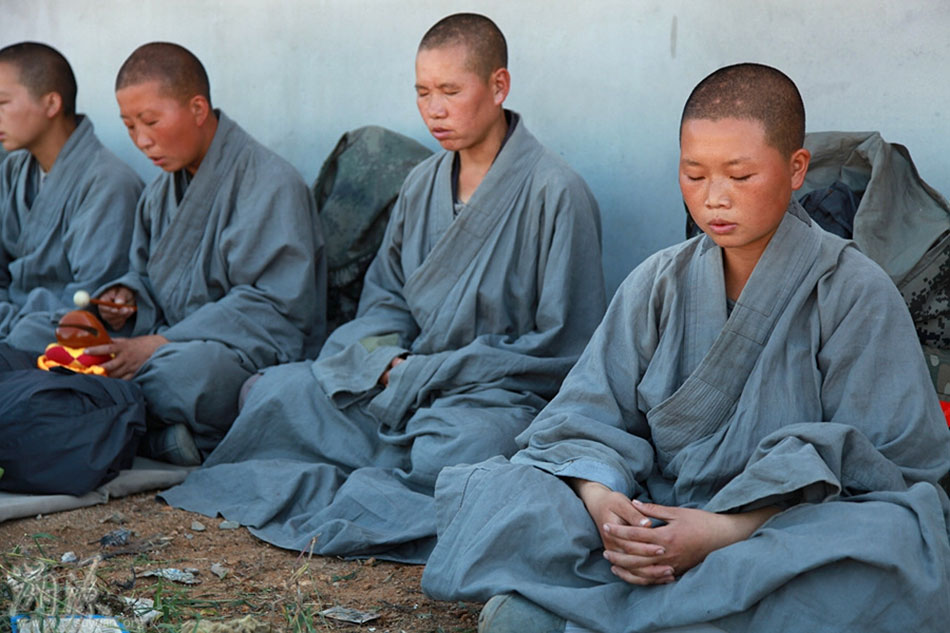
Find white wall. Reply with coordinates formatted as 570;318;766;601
3;0;948;292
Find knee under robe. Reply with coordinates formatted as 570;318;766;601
421;202;950;632
0;116;142;353
161;112;607;561
101;112;326;453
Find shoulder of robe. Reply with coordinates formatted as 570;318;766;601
615;237;701;301
78;144;144;196
231;135;310;197
515;143;600;216
398;150;447;193
0;150;31;187
820;239;905;308
529;143;586;184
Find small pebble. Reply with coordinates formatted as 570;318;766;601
190;520;206;532
60;551;78;563
100;511;127;524
210;562;229;579
218;520;240;530
185;533;193;540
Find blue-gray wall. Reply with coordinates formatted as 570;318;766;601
4;0;948;292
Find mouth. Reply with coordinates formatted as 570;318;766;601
707;220;738;235
429;128;452;141
147;155;165;166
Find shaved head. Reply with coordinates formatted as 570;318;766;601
681;63;805;158
419;13;507;80
0;42;77;118
115;42;211;106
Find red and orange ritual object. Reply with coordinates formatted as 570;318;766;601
37;310;113;376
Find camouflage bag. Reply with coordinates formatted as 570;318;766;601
313;126;432;332
802;132;950;351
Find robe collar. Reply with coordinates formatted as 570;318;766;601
650;199;824;460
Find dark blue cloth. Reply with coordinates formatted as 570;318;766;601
0;344;146;495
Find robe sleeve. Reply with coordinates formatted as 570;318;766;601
97;192;163;336
0;160;21;327
705;249;950;512
1;163;141;350
509;261;662;499
314;192;421;401
369;181;606;423
154;170;321;368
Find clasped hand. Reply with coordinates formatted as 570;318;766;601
571;480;778;586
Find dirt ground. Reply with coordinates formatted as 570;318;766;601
0;492;479;632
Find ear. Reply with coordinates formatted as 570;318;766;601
189;95;212;126
42;92;64;119
789;148;811;190
490;67;510;106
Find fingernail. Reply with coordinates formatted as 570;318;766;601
656;548;665;555
639;518;651;526
632;499;643;506
603;524;611;533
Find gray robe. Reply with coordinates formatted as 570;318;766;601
160;113;606;562
104;112;325;453
0;116;142;353
421;202;950;633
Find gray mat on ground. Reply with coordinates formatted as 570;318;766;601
0;457;192;523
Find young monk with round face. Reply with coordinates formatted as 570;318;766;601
86;43;324;466
0;46;77;171
569;65;810;589
678;65;811;301
381;12;514;384
421;63;950;633
0;43;141;354
414;16;510;203
90;44;220;377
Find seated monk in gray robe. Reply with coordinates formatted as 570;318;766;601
0;42;141;354
87;43;326;466
160;13;606;563
421;64;950;633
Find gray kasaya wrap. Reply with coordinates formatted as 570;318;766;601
160;112;607;562
100;112;326;454
421;203;950;633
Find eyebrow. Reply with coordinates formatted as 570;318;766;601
681;157;754;166
414;82;461;91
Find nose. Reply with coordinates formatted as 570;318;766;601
425;94;447;119
704;177;730;208
132;126;153;151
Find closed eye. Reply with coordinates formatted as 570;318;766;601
732;174;753;181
